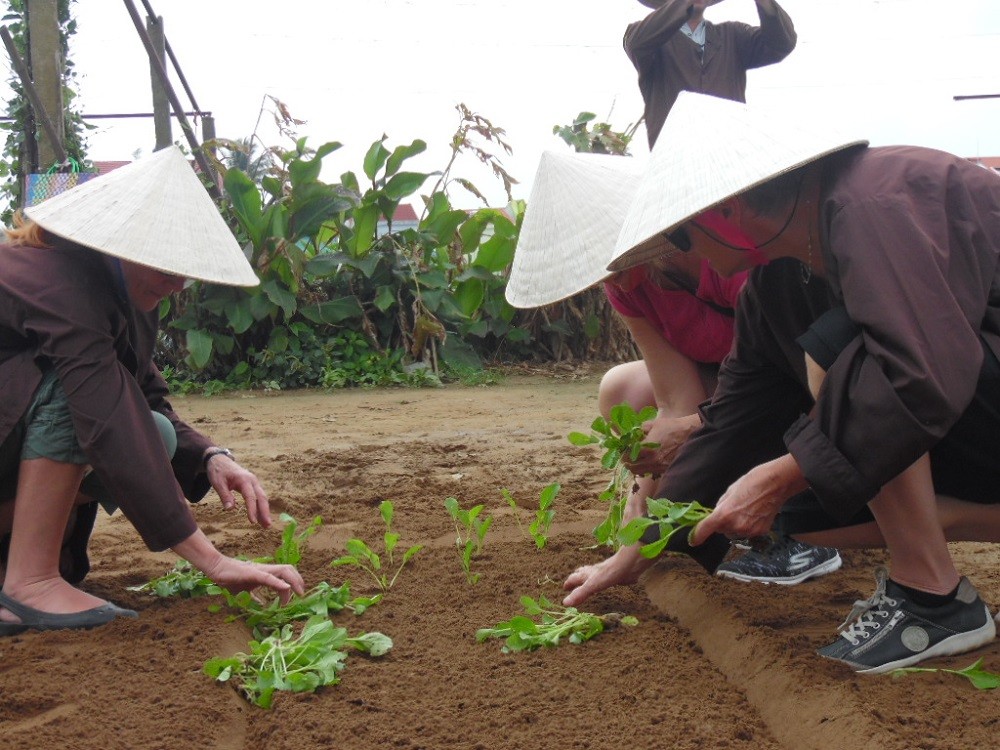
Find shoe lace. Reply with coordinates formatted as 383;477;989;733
835;567;897;646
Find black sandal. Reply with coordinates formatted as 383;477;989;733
0;589;136;636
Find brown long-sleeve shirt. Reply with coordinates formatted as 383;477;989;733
625;0;797;147
658;146;1000;523
0;237;211;550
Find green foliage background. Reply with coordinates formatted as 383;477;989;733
1;0;91;222
1;0;640;391
157;102;534;392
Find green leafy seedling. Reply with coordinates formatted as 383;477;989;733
331;499;423;593
502;483;559;550
618;497;713;558
529;482;559;549
204;615;392;709
502;487;526;538
568;402;658;547
444;496;494;584
127;559;221;598
891;658;1000;690
252;513;323;566
222;581;381;639
476;594;638;652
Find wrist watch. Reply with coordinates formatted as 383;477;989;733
204;447;234;468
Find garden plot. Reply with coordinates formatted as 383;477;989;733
1;374;998;750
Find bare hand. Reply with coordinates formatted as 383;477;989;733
562;545;655;607
622;413;699;477
690;454;805;545
206;454;271;528
203;555;305;605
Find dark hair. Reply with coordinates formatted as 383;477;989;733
740;163;811;219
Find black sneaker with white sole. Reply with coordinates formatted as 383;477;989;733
715;535;842;585
817;567;996;674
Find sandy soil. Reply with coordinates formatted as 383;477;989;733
1;369;999;750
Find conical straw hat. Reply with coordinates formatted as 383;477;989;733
607;92;868;273
505;150;645;308
25;146;258;286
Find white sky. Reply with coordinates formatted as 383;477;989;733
3;0;1000;207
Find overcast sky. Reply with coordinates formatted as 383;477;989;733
3;0;999;207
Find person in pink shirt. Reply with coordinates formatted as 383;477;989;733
507;151;841;585
600;252;745;522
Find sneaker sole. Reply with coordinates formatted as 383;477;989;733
854;605;997;675
715;552;843;586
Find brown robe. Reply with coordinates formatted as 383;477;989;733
657;146;1000;524
0;237;211;550
625;0;797;147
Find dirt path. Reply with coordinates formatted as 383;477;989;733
1;373;998;749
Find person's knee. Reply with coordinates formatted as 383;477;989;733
598;364;636;418
151;411;178;458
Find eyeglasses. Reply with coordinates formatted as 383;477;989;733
664;226;692;253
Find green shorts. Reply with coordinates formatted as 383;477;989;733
0;368;177;506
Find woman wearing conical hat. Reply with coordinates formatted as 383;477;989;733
0;147;304;635
564;93;1000;674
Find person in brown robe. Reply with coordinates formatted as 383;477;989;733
0;147;304;635
563;93;1000;673
627;0;797;147
625;0;839;583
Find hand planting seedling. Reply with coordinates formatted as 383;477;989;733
568;403;659;547
221;581;381;639
891;658;1000;690
502;482;559;550
128;559;220;598
330;499;423;593
444;496;493;584
617;497;713;557
476;594;638;652
131;514;322;600
204;615;393;709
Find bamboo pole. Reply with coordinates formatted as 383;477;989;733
0;25;67;165
121;0;220;199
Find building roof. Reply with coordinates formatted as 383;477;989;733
92;160;132;176
393;203;418;222
968;156;1000;171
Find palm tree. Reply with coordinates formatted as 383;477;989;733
218;136;274;184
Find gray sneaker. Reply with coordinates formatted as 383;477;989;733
818;567;996;674
715;535;841;585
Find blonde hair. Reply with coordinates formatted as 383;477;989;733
4;211;52;247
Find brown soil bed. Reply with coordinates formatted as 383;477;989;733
1;372;998;749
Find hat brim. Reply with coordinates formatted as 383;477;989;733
505;151;646;308
25;147;258;287
608;93;868;273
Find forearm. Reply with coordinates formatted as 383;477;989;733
171;528;226;574
625;0;694;57
761;452;808;504
748;0;796;62
654;411;702;438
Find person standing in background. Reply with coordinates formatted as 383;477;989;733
627;0;797;147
